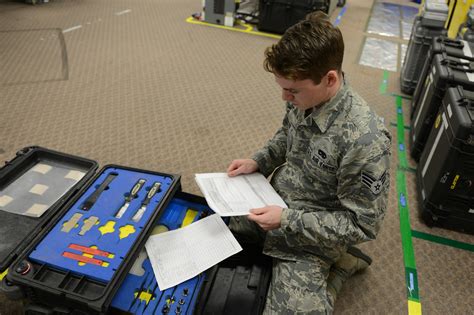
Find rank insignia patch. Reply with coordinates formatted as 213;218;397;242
361;171;387;195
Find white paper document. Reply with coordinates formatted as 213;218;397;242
145;214;242;290
195;172;288;216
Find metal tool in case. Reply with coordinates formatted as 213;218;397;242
80;172;118;211
132;182;161;222
115;179;146;219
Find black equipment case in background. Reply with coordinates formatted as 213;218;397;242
416;86;474;233
258;0;328;34
411;37;474;117
409;53;474;162
0;147;271;314
400;15;448;95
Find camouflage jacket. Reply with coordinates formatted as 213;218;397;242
252;81;391;264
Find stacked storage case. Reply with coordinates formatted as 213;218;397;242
417;86;474;233
400;0;448;95
409;53;474;161
411;37;474;117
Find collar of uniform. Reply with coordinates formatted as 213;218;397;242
309;79;350;133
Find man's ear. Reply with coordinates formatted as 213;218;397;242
326;70;339;87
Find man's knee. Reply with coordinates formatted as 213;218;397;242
264;259;333;314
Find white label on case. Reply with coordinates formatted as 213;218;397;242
65;170;85;181
462;40;473;58
422;116;445;177
447;103;453;118
31;163;52;174
466;71;474;82
442;112;448;129
0;195;13;207
29;184;49;195
25;203;48;217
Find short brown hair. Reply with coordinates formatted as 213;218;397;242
263;11;344;84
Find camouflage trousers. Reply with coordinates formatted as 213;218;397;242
229;216;334;314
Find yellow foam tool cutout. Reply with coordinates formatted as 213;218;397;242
134;290;155;304
78;246;110;267
99;221;116;236
181;209;199;227
119;225;136;239
78;252;93;266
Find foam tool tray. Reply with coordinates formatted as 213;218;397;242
110;192;212;315
0;146;98;272
8;165;180;313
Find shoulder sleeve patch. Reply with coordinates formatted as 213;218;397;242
361;170;387;195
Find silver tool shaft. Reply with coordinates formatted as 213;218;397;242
115;179;146;218
131;182;161;222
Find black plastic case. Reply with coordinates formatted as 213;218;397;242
258;0;328;34
194;242;271;315
0;146;98;272
409;53;474;161
416;86;474;233
411;37;474;117
400;16;448;95
3;153;180;313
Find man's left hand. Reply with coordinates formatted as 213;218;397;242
248;206;283;231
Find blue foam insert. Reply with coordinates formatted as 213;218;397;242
111;197;212;314
28;167;174;283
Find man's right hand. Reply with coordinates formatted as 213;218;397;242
227;159;259;177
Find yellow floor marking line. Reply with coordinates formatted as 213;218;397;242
409;300;422;315
185;16;281;39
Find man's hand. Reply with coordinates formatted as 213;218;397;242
227;159;259;177
248;206;283;231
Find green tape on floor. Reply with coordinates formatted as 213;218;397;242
397;169;416;269
411;230;474;252
396;96;408;169
380;70;389;94
395;98;421;311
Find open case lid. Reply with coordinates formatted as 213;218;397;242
0;146;98;271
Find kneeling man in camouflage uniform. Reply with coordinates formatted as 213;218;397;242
227;11;391;314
